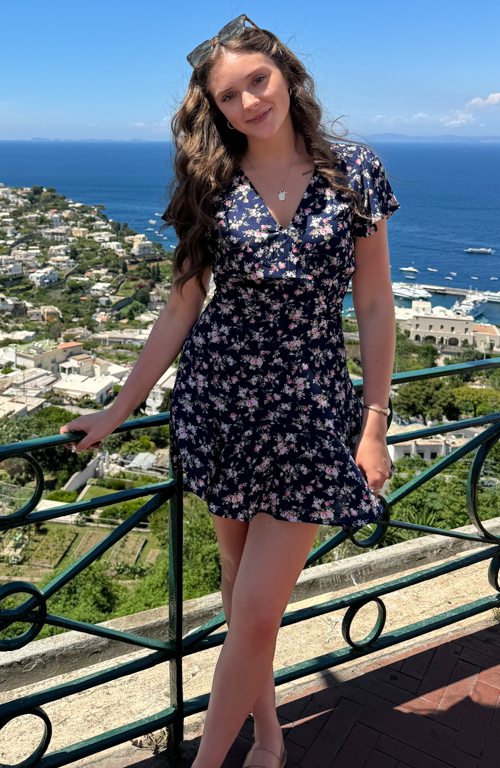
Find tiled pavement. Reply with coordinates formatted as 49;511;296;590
218;621;500;768
79;619;500;767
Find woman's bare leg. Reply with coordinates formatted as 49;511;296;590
192;513;319;768
221;570;283;754
211;516;282;753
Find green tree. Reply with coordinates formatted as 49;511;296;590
393;379;461;424
159;388;173;414
453;386;500;418
134;286;150;305
48;320;64;340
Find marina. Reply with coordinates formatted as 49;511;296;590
347;282;500;299
407;283;500;297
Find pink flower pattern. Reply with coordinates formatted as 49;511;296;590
169;143;400;527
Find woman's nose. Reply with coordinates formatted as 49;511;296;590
241;91;260;110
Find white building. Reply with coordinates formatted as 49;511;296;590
92;328;151;347
47;255;75;270
395;300;477;350
90;282;112;297
103;241;124;253
40;226;71;242
52;374;116;404
131;239;155;257
145;364;177;415
47;212;63;227
13;247;42;261
386;422;488;464
0;263;23;277
72;227;89;238
48;244;69;257
29;267;59;287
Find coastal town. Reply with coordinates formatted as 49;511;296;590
0;181;212;423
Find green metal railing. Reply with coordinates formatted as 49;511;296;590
1;358;500;765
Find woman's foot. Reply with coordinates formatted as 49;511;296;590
251;726;285;762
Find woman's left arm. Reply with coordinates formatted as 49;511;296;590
351;217;395;490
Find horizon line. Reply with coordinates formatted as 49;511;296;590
1;133;500;143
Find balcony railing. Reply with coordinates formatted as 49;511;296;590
1;358;500;766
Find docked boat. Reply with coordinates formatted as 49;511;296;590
464;248;494;254
481;290;500;303
392;282;432;299
451;292;487;317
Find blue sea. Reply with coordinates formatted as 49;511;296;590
1;140;499;321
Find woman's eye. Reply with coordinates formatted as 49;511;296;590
222;75;266;103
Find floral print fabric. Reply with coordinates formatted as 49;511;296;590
169;142;400;528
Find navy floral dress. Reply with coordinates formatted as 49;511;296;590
168;142;400;528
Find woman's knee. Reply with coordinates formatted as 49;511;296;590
230;597;283;647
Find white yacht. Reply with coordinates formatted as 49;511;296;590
481;290;500;303
445;276;453;280
427;267;438;272
451;292;487;317
450;272;457;276
464;248;494;254
400;266;419;273
148;219;157;225
491;277;498;280
392;282;432;299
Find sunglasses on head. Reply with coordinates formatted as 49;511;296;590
186;14;261;69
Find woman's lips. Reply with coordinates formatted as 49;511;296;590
247;108;271;124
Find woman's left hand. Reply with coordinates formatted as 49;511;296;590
352;433;392;494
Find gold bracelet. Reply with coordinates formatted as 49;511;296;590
363;404;390;416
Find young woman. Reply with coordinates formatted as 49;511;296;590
60;14;400;768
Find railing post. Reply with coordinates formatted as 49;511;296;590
166;466;185;753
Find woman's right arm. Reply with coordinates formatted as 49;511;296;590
60;264;212;453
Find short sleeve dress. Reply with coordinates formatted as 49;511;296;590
168;142;401;528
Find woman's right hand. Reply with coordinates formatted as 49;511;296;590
59;408;123;454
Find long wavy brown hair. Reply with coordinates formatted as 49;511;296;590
161;26;378;299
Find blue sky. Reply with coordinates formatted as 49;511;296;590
1;0;499;141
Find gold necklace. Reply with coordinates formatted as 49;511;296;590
244;149;296;201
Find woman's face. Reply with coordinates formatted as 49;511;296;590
208;50;291;138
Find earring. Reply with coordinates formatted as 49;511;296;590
227;119;235;130
288;87;292;95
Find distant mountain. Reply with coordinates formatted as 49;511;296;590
366;133;500;143
20;133;500;144
28;138;150;143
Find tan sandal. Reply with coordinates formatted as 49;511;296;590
242;735;287;768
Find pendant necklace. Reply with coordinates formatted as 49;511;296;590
244;149;296;201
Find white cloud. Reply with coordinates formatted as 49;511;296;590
369;113;430;127
439;109;475;127
151;116;171;133
466;93;500;108
129;121;147;128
